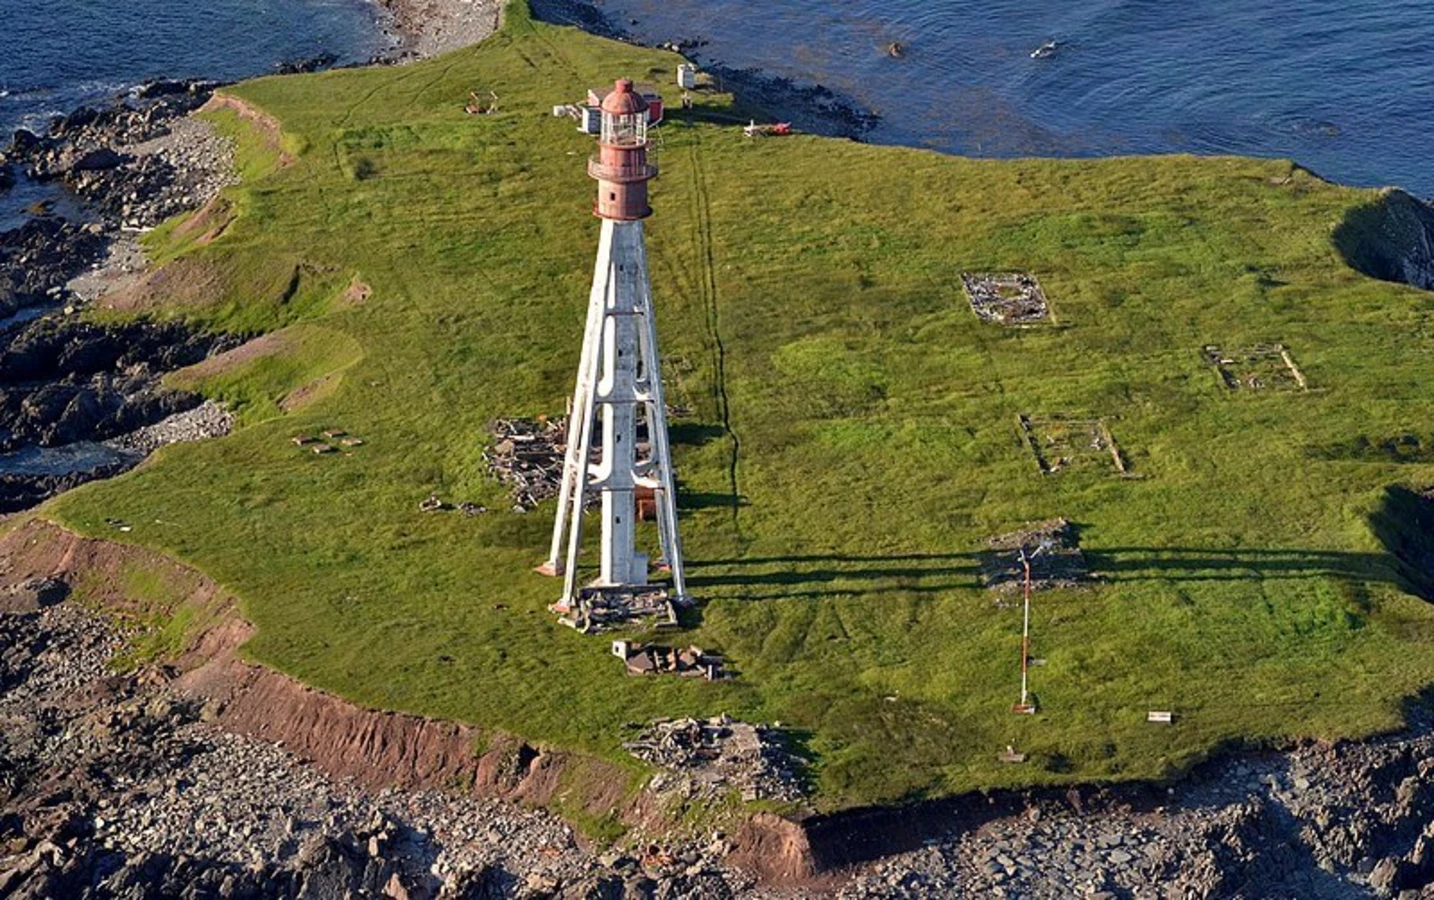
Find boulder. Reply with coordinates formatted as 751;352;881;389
71;148;126;172
0;578;69;613
7;129;42;159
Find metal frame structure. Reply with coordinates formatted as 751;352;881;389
538;79;688;613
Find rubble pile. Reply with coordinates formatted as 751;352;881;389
558;585;677;633
483;417;591;512
104;399;233;455
980;518;1091;595
0;592;756;899
624;716;805;804
962;272;1050;325
613;640;728;680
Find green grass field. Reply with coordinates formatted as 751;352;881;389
47;1;1434;812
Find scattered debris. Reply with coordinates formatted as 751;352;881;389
484;417;597;512
418;494;444;512
624;716;805;803
294;429;364;455
1148;710;1175;724
552;586;676;633
1018;414;1128;475
999;745;1028;764
981;518;1090;595
103;517;132;533
1203;343;1309;391
962;272;1051;325
662;356;698;417
458;502;487;517
464;90;499;115
611;640;728;680
549;103;601;133
742;120;794;138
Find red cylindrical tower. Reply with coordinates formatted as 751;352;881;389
588;79;658;220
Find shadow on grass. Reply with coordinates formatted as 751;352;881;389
1368;484;1434;600
687;553;979;601
669;422;726;447
1331;188;1434;291
685;486;1434;602
1084;547;1396;583
679;491;748;512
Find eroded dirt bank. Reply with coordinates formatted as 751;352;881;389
11;519;1434;898
0;521;759;898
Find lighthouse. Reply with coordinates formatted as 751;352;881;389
538;78;689;618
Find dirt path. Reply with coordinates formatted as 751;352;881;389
199;94;294;168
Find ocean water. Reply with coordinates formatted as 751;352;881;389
0;0;387;135
543;0;1434;197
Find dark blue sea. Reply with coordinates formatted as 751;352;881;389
0;0;386;134
0;0;1430;205
543;0;1434;198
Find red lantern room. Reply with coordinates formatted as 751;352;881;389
588;79;658;220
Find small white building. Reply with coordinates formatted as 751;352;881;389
677;63;697;90
578;106;601;134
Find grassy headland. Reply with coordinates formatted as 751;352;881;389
48;1;1434;812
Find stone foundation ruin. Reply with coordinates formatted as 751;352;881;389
1018;414;1128;476
1203;343;1308;392
962;272;1051;325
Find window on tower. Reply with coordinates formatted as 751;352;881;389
602;112;647;147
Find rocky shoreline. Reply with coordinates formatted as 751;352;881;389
527;0;879;141
9;522;1434;898
0;537;757;899
0;79;245;513
374;0;505;62
5;6;1434;900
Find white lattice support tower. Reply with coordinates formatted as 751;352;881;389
538;79;688;611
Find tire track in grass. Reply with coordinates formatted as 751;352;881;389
687;136;744;540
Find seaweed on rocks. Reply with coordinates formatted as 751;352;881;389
0;217;108;319
701;66;880;140
6;80;219;181
527;0;879;140
0;317;241;512
0;317;237;450
274;53;340;75
4;79;230;233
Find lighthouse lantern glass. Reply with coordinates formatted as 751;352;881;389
602;111;646;147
